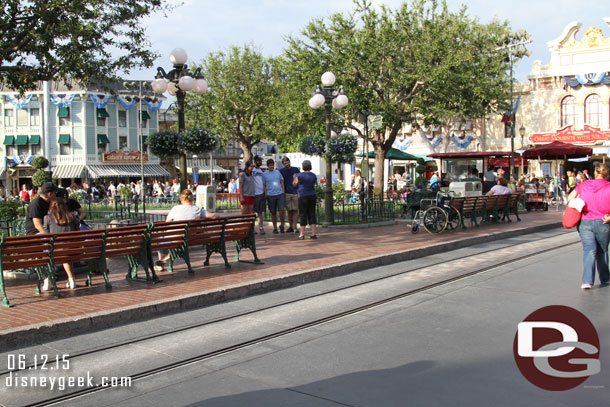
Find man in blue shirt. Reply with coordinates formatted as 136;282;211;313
279;156;300;233
262;159;285;233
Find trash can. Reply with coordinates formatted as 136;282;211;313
196;185;216;212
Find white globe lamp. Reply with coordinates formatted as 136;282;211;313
321;71;336;87
178;75;195;91
151;78;168;94
169;48;188;65
194;78;208;94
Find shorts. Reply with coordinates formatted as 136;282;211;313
254;194;266;213
240;196;255;205
285;193;298;211
267;194;286;213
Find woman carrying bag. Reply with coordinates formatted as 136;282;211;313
568;163;610;289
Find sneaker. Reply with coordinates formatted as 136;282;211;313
285;227;294;233
279;226;285;233
42;278;50;291
259;227;266;235
154;260;167;267
66;278;75;289
154;265;164;272
310;235;318;239
581;283;592;289
272;229;279;234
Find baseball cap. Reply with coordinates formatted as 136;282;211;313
40;182;58;194
56;188;69;199
254;155;262;161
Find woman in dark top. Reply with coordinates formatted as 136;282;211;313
293;160;318;240
43;200;80;289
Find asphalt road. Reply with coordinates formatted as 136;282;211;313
1;229;608;407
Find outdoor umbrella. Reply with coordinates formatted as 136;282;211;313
522;141;592;159
355;147;419;160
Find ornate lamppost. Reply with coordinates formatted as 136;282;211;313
151;48;208;192
309;71;348;225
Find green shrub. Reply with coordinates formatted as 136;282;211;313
32;170;51;187
0;200;23;220
30;156;49;170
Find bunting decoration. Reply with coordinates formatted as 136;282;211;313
49;94;75;107
564;72;610;88
144;99;163;112
393;137;412;151
429;134;441;148
451;133;473;148
117;96;137;110
5;94;33;109
89;93;112;108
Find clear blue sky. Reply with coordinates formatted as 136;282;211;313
132;0;609;83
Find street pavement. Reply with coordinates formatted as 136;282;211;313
1;227;606;407
0;211;562;348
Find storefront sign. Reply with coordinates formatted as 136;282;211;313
102;150;149;163
529;125;610;144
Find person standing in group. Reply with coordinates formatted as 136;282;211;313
252;155;266;234
567;170;576;193
239;161;256;215
279;156;300;233
262;159;285;234
569;163;610;289
43;198;81;290
25;182;57;235
19;184;30;202
293;160;318;240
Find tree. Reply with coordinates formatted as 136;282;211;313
283;0;522;197
185;44;282;163
0;0;170;93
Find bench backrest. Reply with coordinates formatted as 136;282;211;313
495;194;510;209
485;195;498;210
0;234;54;271
508;193;521;208
461;197;478;214
223;214;256;242
451;197;464;212
51;229;106;265
149;220;189;253
103;224;148;258
474;196;488;211
186;218;225;246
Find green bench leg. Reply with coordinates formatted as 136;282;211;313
0;271;10;307
207;242;230;268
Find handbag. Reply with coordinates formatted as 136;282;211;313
563;187;585;229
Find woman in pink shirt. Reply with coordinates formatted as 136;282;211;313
569;164;610;289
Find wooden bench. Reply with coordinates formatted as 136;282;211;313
148;220;190;273
0;234;56;306
503;193;522;222
103;224;153;282
223;214;262;264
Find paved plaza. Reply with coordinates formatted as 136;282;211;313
0;211;562;347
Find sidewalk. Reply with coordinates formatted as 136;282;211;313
0;211;564;348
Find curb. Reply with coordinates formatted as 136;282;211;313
0;221;563;348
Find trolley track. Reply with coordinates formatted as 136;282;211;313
7;231;579;407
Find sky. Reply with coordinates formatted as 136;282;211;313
131;0;610;83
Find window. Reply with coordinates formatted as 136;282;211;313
561;96;576;127
31;144;41;155
97;134;109;155
59;116;70;126
58;107;70;126
584;94;601;127
141;119;147;128
119;135;128;150
30;108;40;126
4;109;14;126
16;109;28;126
5;145;16;156
17;144;29;156
119;111;127;127
60;143;70;155
97;117;106;127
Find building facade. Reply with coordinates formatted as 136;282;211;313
0;80;168;195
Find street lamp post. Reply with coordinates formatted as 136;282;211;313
309;71;348;225
151;48;208;192
498;34;531;182
519;124;526;149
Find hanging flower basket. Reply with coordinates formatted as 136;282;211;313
181;127;219;154
299;134;326;156
326;133;357;163
148;130;181;159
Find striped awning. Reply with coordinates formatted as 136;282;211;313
178;164;231;174
86;164;170;179
52;165;86;179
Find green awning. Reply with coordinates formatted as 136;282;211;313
15;135;29;145
355;147;419;160
96;108;110;118
97;134;110;144
140;111;152;120
29;135;40;145
58;134;70;144
3;136;14;145
57;107;70;117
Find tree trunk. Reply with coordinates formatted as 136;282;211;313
239;139;253;164
373;146;386;199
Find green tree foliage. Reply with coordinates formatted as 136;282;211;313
283;0;523;197
0;0;171;93
147;130;180;159
32;170;51;187
181;127;218;155
30;156;48;170
185;44;282;163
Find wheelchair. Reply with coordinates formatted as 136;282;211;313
410;190;462;234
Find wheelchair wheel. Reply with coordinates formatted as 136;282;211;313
423;207;447;234
446;206;462;231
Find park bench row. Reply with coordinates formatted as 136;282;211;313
451;193;521;229
0;214;260;307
